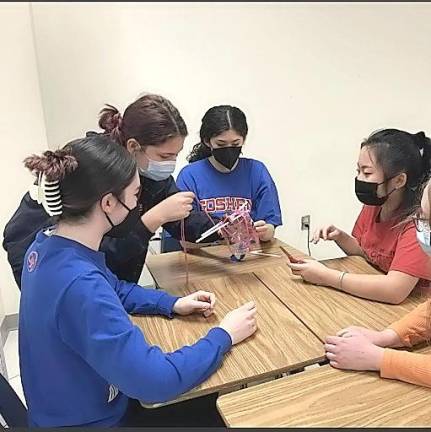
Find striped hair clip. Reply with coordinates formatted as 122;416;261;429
30;172;63;217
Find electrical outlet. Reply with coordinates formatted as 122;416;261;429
301;215;310;231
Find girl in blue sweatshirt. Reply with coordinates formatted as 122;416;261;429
19;134;257;427
177;105;282;243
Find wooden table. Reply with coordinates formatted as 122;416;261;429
145;238;305;290
131;271;324;404
254;256;424;341
137;240;426;414
217;348;431;427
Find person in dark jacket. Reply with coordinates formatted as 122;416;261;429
3;93;220;288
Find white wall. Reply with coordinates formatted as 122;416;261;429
0;3;48;316
26;2;431;264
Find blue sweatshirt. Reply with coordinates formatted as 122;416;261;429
176;158;283;226
19;231;232;427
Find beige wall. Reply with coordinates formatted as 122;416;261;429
31;2;431;261
2;2;431;315
0;3;48;316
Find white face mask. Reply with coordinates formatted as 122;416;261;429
139;158;176;181
416;229;431;255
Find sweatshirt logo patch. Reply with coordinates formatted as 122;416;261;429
27;251;38;273
108;384;119;403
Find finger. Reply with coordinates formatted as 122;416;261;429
191;300;211;310
246;308;257;319
208;293;216;309
329;360;340;369
255;226;267;233
322;226;329;240
253;220;265;227
325;352;337;361
246;306;257;317
327;231;337;240
180;192;196;199
248;316;257;327
287;262;306;271
324;343;337;352
336;328;351;337
241;301;256;311
203;309;213;318
195;290;211;300
312;229;322;243
325;336;342;345
337;330;353;338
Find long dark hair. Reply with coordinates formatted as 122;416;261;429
98;93;188;148
24;135;137;221
361;128;431;220
187;105;248;163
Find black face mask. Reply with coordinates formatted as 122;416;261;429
355;177;396;206
105;198;141;238
212;147;242;170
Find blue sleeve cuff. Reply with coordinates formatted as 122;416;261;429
206;327;233;355
157;293;181;318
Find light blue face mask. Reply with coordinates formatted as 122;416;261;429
139;158;176;181
416;229;431;255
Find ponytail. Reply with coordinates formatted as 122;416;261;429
413;131;431;183
187;142;212;163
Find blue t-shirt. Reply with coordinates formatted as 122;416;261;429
19;231;231;427
176;157;282;226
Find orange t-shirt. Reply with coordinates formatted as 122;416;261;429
352;205;431;282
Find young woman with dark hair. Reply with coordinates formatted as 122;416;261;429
3;93;221;287
324;179;431;388
289;129;431;304
19;134;257;427
177;105;282;243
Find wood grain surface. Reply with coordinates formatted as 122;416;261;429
254;256;424;341
145;238;305;290
217;349;431;427
131;272;324;402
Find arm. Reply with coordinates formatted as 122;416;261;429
381;350;431;387
312;225;365;257
387;300;431;346
337;221;431;303
334;231;365;257
252;163;282;242
167;171;221;242
290;261;418;304
141;176;221;243
58;273;232;404
110;272;180;316
334;270;418;304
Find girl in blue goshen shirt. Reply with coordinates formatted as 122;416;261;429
19;134;257;427
176;105;282;244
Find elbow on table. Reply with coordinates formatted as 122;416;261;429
384;290;410;305
122;363;192;404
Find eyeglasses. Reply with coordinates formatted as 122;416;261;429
412;208;431;233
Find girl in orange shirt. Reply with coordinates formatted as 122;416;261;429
289;129;431;304
325;179;431;387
